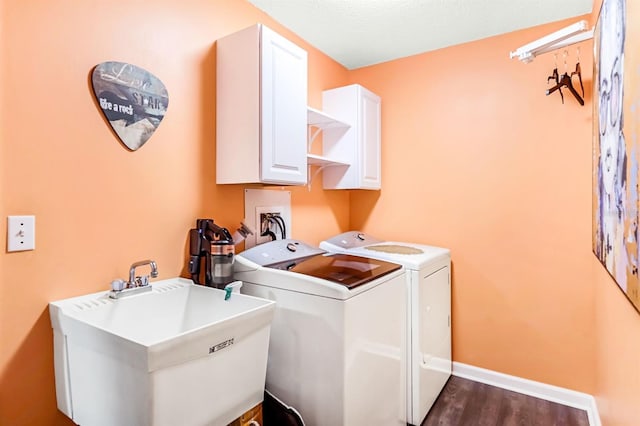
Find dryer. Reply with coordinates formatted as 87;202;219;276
234;239;407;426
320;232;451;426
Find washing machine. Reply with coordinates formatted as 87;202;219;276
234;239;407;426
320;232;451;426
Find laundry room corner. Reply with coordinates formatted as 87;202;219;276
347;15;597;396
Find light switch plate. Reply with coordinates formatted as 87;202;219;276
7;215;35;252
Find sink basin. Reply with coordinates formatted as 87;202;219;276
49;277;275;426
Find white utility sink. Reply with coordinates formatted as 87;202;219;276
49;277;275;426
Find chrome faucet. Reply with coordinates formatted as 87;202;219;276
129;259;159;287
109;259;159;299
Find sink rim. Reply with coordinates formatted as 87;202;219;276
49;277;276;348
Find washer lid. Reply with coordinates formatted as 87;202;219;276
365;244;423;255
235;239;405;298
320;232;450;271
272;253;401;289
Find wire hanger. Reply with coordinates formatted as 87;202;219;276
571;47;584;97
545;50;584;105
547;53;562;103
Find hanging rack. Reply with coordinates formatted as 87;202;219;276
509;20;593;63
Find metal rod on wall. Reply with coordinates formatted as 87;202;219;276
510;20;593;63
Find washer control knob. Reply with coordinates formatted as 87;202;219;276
286;242;297;252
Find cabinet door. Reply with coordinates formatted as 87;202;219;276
260;26;308;184
359;89;381;189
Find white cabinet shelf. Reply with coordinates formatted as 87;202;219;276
307;106;350;151
306;153;349;190
307;107;350;130
306;154;349;167
306;106;351;186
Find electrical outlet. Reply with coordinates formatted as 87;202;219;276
256;206;286;245
7;215;36;252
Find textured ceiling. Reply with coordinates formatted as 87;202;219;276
247;0;593;69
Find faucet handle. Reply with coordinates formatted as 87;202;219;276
135;275;150;287
111;279;127;292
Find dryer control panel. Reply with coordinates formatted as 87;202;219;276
320;231;383;251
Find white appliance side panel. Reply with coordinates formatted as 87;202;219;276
216;25;261;184
359;88;381;189
344;273;407;425
410;266;451;425
240;283;345;426
260;26;308;185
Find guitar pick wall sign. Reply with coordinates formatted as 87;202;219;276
91;61;169;151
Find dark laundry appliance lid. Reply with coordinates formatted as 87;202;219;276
267;253;401;289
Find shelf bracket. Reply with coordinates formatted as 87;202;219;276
307;164;325;191
307;126;323;151
307;163;348;191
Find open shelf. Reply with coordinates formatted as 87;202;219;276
307;106;351;151
306;107;351;190
307;107;350;130
307;154;349;167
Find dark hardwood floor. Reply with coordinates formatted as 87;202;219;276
422;376;590;426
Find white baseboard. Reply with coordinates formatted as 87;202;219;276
452;362;601;426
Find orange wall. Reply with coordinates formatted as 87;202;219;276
0;1;348;424
349;18;597;393
594;262;640;425
592;0;640;424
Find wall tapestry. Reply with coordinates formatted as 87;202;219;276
91;61;169;151
593;0;640;312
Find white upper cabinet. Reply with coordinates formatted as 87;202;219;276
321;84;381;190
216;24;308;185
